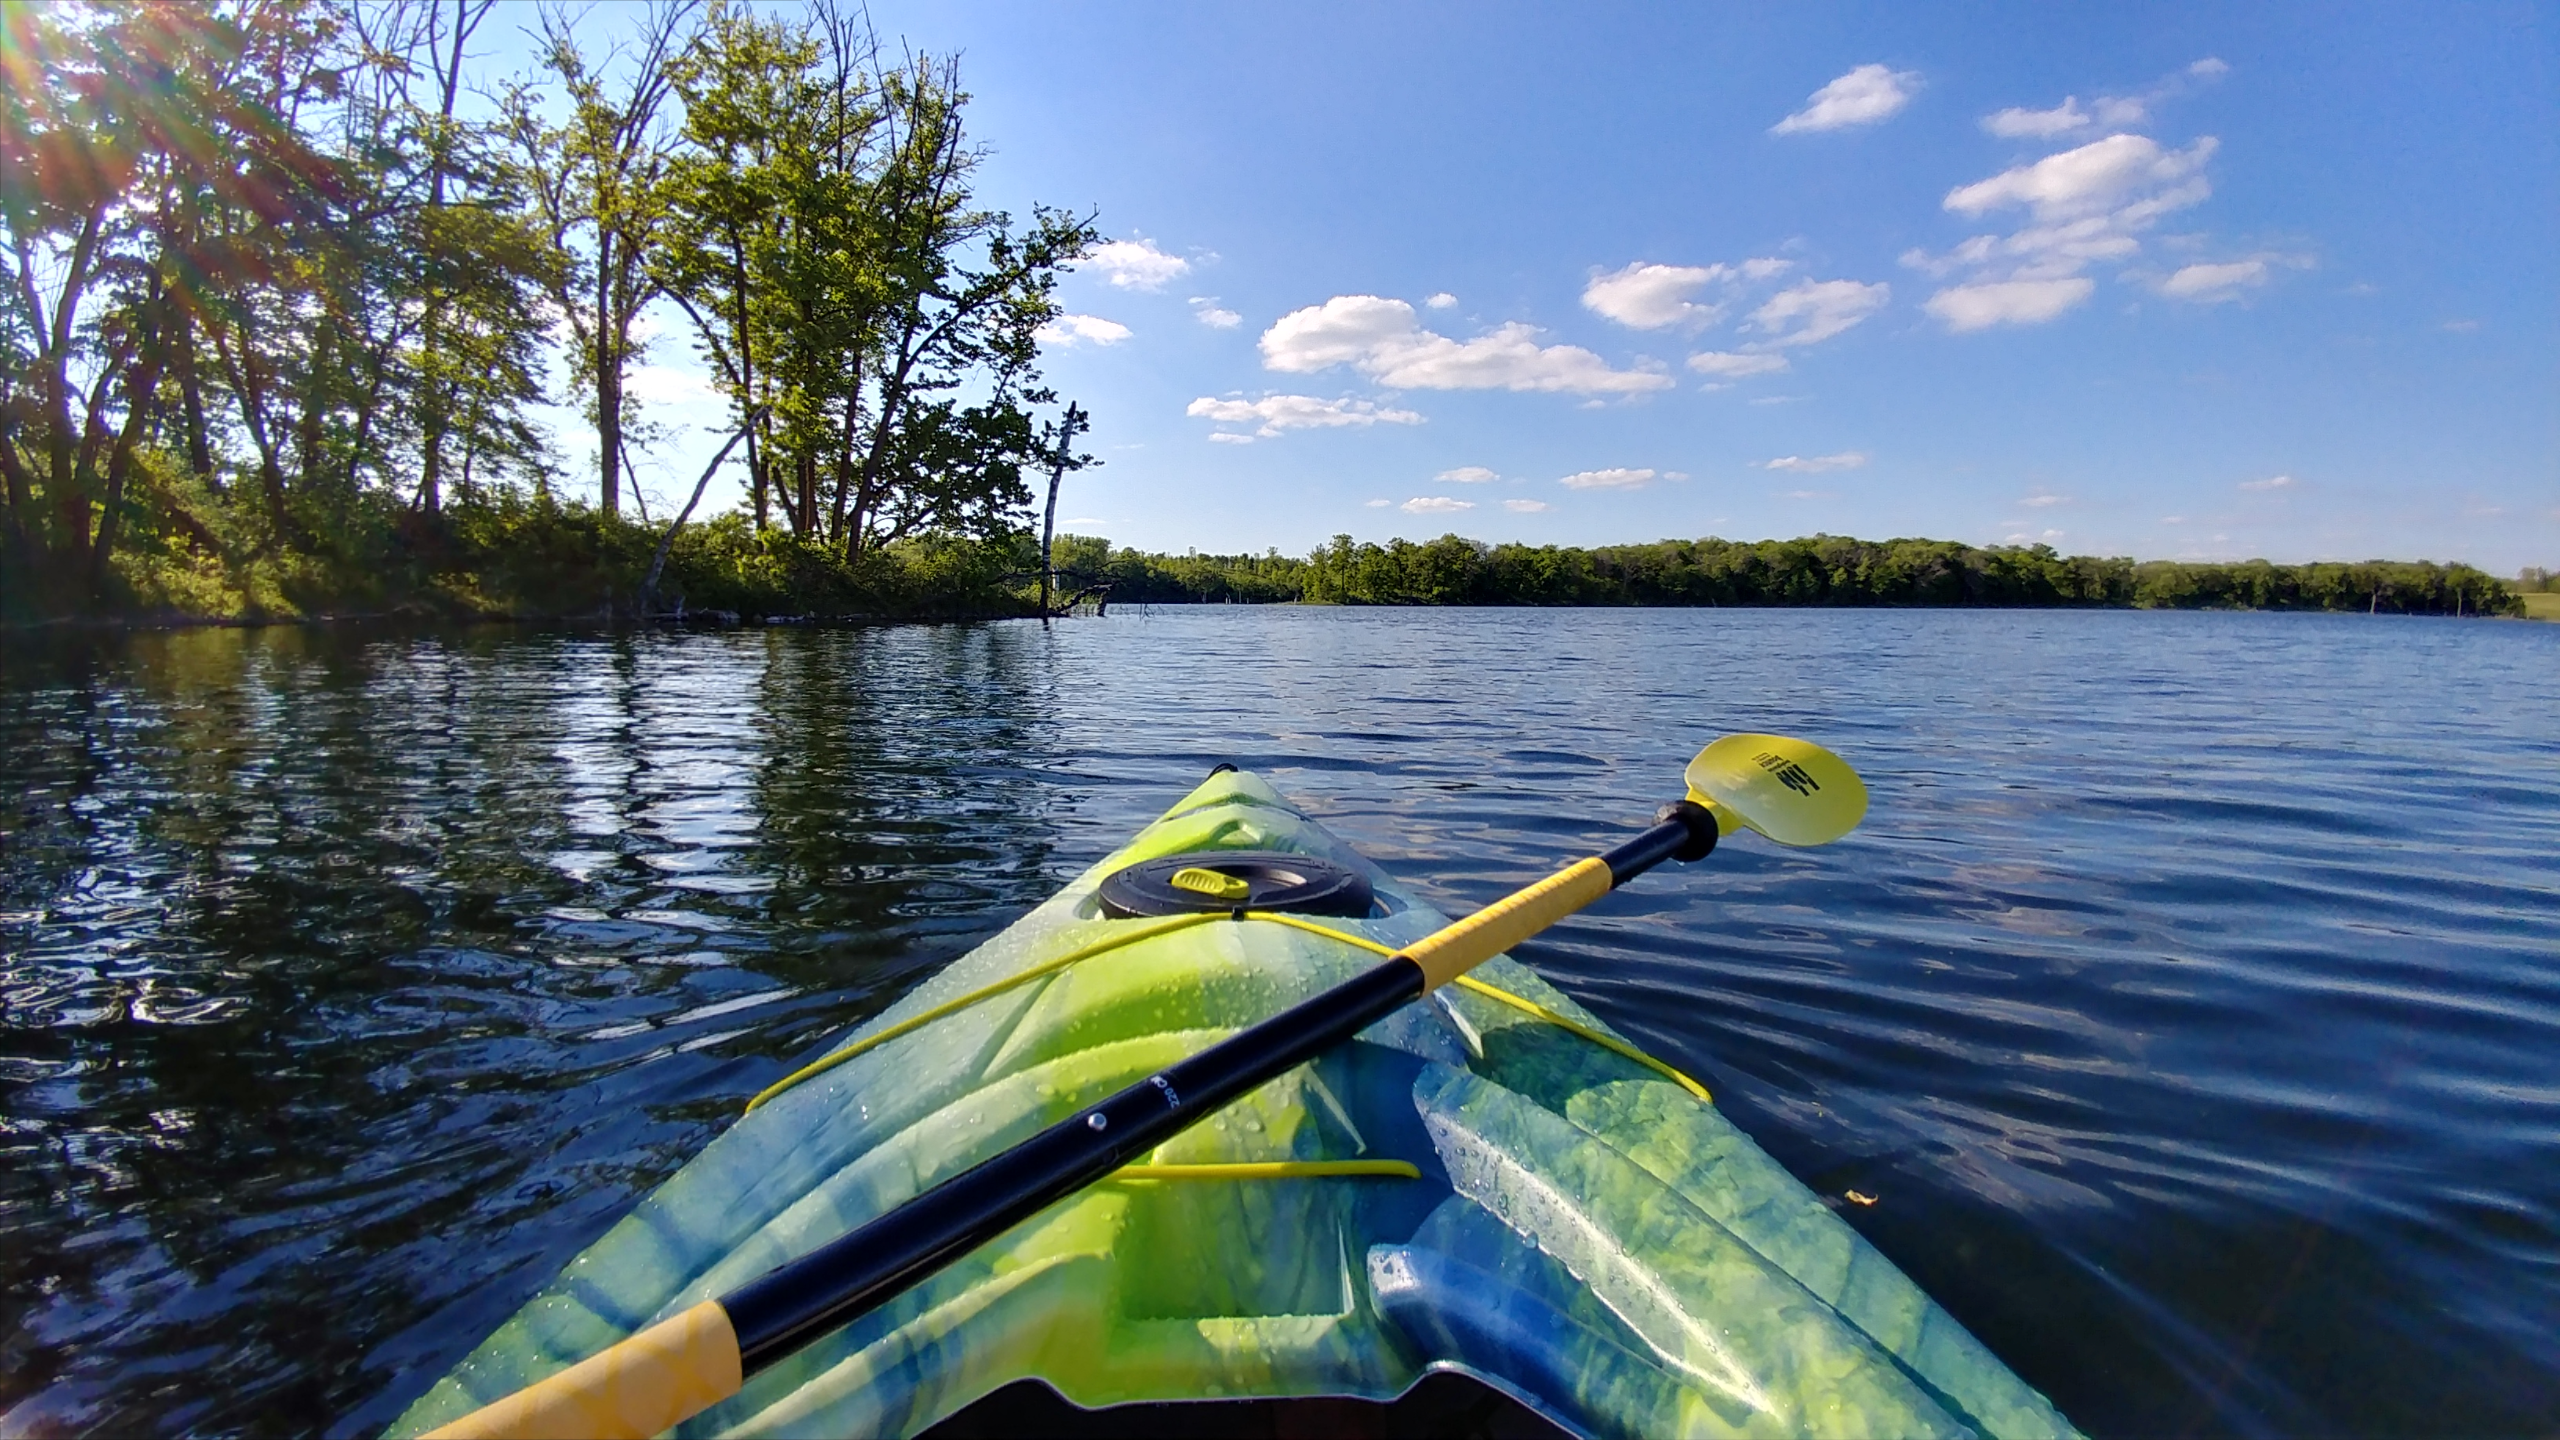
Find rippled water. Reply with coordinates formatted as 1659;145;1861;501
2;609;2554;1437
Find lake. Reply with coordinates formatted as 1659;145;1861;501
2;607;2555;1436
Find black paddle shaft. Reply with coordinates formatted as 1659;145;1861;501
721;802;1718;1373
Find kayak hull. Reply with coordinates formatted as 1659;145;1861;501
392;772;2076;1439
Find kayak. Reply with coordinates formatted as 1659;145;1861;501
391;768;2078;1439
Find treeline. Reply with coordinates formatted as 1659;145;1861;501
1059;534;2523;616
1;0;1092;622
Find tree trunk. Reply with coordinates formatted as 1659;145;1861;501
842;346;923;567
640;411;759;616
415;0;482;518
0;416;40;580
828;363;861;542
175;314;214;486
727;243;764;531
1039;402;1084;621
597;231;620;516
90;339;170;598
296;322;331;496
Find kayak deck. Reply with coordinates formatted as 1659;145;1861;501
392;771;2076;1439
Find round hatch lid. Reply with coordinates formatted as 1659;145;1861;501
1097;850;1376;919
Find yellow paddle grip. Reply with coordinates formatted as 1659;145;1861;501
423;1298;742;1440
1398;855;1614;991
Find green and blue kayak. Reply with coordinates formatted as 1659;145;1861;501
393;770;2077;1439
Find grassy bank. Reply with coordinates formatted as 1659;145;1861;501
4;493;1043;628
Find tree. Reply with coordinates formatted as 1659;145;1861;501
383;0;559;514
0;1;344;605
509;0;697;518
655;1;1095;560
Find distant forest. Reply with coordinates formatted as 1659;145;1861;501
1056;534;2522;617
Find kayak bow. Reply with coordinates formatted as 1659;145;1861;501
395;744;2074;1440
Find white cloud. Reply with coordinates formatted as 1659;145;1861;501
2019;493;2069;507
1558;467;1656;491
1087;238;1190;291
2160;259;2268;301
1750;279;1891;347
1425;292;1458;309
1436;466;1500;483
1772;64;1920;135
1365;498;1392;507
1260;295;1671;394
1038;313;1133;347
1583;262;1730;330
1924;278;2096;330
1903;224;2139;284
1781;489;1833;500
1378;325;1671;393
1503;498;1552;513
1207;433;1255;445
1185;393;1425;440
2105;57;2233;126
1765;452;1868;473
1915;131;2222;330
1189;297;1243;328
1984;98;2091;138
2239;474;2296;492
1261;295;1412;370
1584;262;1872;383
2092;96;2152;128
1688;351;1791;379
1402;496;1474;514
1991;59;2230;139
1945;134;2217;222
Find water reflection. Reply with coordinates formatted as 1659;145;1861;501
0;625;1079;1435
2;610;2556;1437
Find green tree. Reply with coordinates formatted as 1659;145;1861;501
0;1;345;605
655;1;1095;560
382;0;560;513
509;0;697;519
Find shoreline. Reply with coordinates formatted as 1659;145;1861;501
8;598;2544;641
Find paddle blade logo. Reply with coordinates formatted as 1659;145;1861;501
1754;751;1822;796
1684;734;1869;847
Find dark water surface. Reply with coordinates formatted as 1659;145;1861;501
2;609;2555;1438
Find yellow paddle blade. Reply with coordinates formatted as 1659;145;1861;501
1683;733;1868;847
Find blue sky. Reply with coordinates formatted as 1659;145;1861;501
524;3;2557;571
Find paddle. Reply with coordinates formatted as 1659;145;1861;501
424;734;1866;1440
